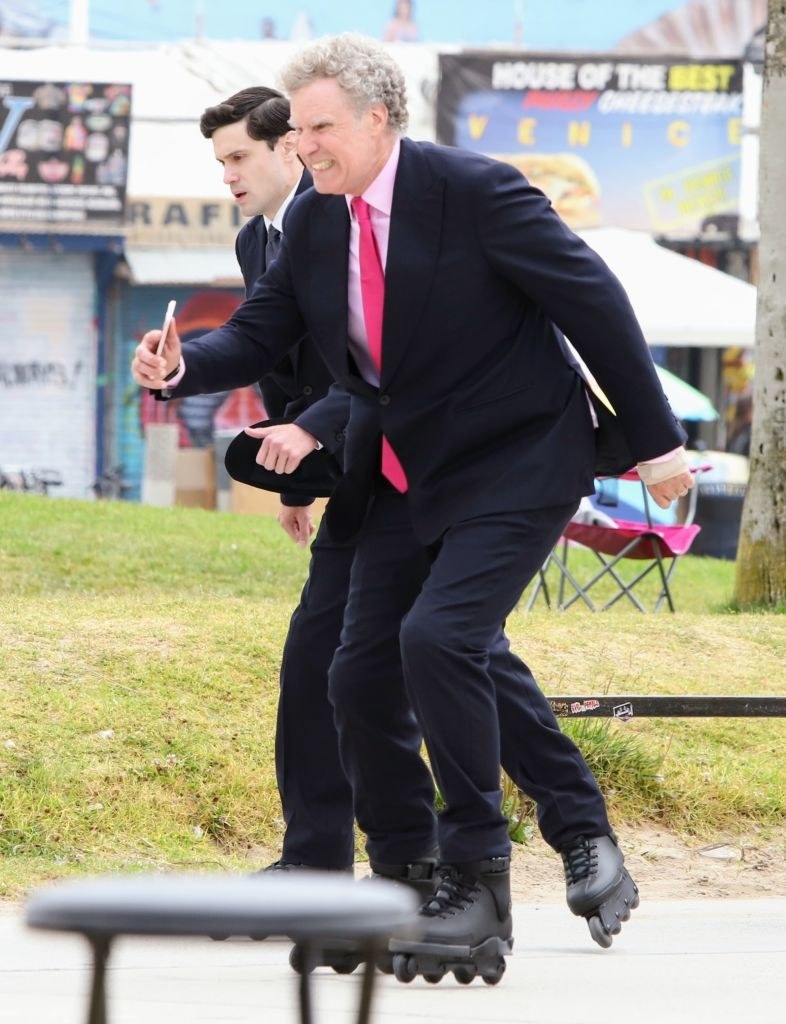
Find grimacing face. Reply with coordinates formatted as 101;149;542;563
289;77;394;197
211;119;297;219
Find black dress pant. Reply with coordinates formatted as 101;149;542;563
276;518;357;869
327;487;611;866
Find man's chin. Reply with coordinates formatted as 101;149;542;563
310;173;341;195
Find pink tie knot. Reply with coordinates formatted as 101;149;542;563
352;195;371;222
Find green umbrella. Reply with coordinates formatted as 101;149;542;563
655;365;719;422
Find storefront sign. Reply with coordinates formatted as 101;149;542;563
0;79;131;230
437;54;743;236
124;196;244;246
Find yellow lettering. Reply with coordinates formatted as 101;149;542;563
677;187;728;215
667;120;690;147
667;64;736;91
682;166;733;195
567;120;591;146
620;122;633;148
517;118;537;145
727;117;742;145
468;114;489;141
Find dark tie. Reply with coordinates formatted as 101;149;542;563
265;224;281;267
351;196;407;493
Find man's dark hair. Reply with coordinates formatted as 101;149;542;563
199;86;292;149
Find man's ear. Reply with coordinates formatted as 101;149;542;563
366;102;390;135
280;129;299;159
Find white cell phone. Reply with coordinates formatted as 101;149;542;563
156;300;177;357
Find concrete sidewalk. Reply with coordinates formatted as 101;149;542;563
2;899;784;1023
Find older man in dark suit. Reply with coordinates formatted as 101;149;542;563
134;35;692;977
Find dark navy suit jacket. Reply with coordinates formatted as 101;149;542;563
166;139;685;543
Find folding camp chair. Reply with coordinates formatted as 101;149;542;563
526;466;710;613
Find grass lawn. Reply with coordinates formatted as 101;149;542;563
1;491;784;898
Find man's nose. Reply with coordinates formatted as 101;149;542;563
223;166;238;184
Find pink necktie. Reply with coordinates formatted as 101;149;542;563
352;196;407;493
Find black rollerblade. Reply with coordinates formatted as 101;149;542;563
258;859;315;873
289;855;439;976
212;861;353;943
389;856;513;985
561;833;640;948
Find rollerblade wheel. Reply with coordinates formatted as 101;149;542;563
289;944;315;974
331;956;360;975
392;953;417;983
376;953;394;974
289;944;304;973
453;964;477;984
481;957;506;985
587;916;613;949
423;969;445;984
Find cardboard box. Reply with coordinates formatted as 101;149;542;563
230;480;327;518
175;448;216;510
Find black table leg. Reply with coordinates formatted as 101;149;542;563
354;943;379;1024
294;939;382;1024
296;942;315;1024
86;936;112;1024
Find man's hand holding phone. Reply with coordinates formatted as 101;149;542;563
131;299;182;389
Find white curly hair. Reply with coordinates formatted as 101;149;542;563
279;33;409;133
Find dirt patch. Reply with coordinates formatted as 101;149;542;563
1;825;779;917
510;823;786;902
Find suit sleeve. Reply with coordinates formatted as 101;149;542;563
163;252;306;400
277;387;348;509
476;160;685;461
294;383;351;454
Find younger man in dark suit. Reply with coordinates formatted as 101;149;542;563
199;88;356;873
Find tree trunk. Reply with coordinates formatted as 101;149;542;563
734;0;786;607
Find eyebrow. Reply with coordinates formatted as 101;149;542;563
216;148;247;162
293;117;333;131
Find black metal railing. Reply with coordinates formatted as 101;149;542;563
547;695;786;721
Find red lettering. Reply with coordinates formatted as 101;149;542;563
522;91;599;112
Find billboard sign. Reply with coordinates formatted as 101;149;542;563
0;79;131;231
437;54;743;237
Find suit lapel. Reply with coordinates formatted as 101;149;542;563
382;141;444;386
308;195;353;380
285;171;313;380
258;218;270;274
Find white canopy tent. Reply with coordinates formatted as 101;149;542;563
580;227;757;349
